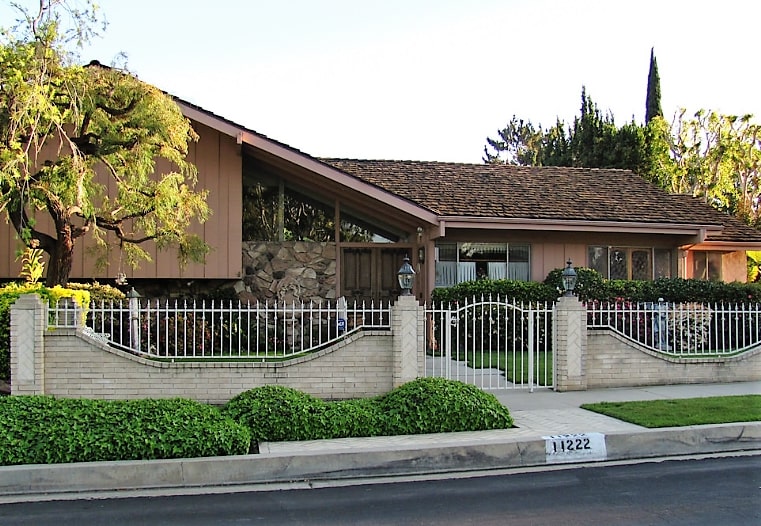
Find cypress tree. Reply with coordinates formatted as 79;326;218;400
645;47;663;123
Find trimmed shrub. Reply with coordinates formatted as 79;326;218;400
543;267;608;301
0;396;251;466
224;379;514;442
223;385;328;441
66;281;126;304
431;279;558;304
321;398;385;439
375;377;514;435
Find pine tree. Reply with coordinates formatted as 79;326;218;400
645;47;663;123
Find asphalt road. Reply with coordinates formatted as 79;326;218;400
1;455;759;525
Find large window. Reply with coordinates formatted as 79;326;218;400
242;175;376;242
588;246;672;280
435;242;530;287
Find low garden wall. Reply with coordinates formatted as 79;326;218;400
586;330;761;388
9;294;760;402
39;329;394;404
10;294;423;404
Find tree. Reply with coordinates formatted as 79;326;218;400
0;1;210;286
483;116;543;165
668;109;761;225
645;47;663;123
484;88;649;172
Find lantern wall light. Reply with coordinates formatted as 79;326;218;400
561;259;577;297
397;255;416;296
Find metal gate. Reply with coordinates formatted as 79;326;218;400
425;297;555;390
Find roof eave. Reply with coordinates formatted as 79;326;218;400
437;216;721;237
681;240;761;251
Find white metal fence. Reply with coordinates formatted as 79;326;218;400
425;297;555;390
587;300;761;355
52;298;392;359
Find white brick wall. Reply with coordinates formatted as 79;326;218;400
587;330;761;387
42;329;394;404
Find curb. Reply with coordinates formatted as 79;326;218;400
1;422;759;500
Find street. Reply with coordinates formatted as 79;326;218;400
1;455;758;525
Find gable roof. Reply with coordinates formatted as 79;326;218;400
321;159;761;244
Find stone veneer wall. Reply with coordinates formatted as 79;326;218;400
240;241;336;303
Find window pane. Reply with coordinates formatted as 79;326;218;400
437;243;457;261
459;243;506;280
609;248;627;280
459;243;507;261
631;250;652;280
707;252;722;281
508;244;530;281
435;261;457;287
693;252;707;280
588;246;608;278
654;249;671;278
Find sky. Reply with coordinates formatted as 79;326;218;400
4;0;761;163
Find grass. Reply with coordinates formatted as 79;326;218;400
455;349;553;386
581;395;761;428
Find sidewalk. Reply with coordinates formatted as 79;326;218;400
263;381;761;454
1;381;759;502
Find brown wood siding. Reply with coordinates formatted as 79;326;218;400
0;119;242;281
221;134;243;278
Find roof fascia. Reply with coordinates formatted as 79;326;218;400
680;241;761;251
178;102;439;226
438;216;722;237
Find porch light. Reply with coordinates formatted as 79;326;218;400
561;259;577;297
397;255;416;296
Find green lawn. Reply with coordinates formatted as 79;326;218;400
455;349;553;386
581;395;761;428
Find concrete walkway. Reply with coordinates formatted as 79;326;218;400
264;381;760;454
1;381;759;502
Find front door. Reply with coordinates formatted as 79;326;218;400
341;247;409;304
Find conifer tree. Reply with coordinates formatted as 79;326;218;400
645;47;663;123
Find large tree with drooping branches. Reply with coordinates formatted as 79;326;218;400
0;0;210;285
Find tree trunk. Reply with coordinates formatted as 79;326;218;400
45;231;75;287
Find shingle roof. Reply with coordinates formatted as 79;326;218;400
164;93;761;245
668;194;761;242
321;159;761;242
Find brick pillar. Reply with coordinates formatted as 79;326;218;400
554;295;587;391
391;295;424;388
10;294;46;395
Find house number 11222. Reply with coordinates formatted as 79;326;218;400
551;436;591;453
542;433;607;464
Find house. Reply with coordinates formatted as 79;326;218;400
2;98;761;302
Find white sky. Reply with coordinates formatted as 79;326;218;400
5;0;761;163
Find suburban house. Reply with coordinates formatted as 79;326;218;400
2;98;761;303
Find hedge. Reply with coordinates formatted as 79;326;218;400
223;378;514;442
0;396;251;466
432;270;761;305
